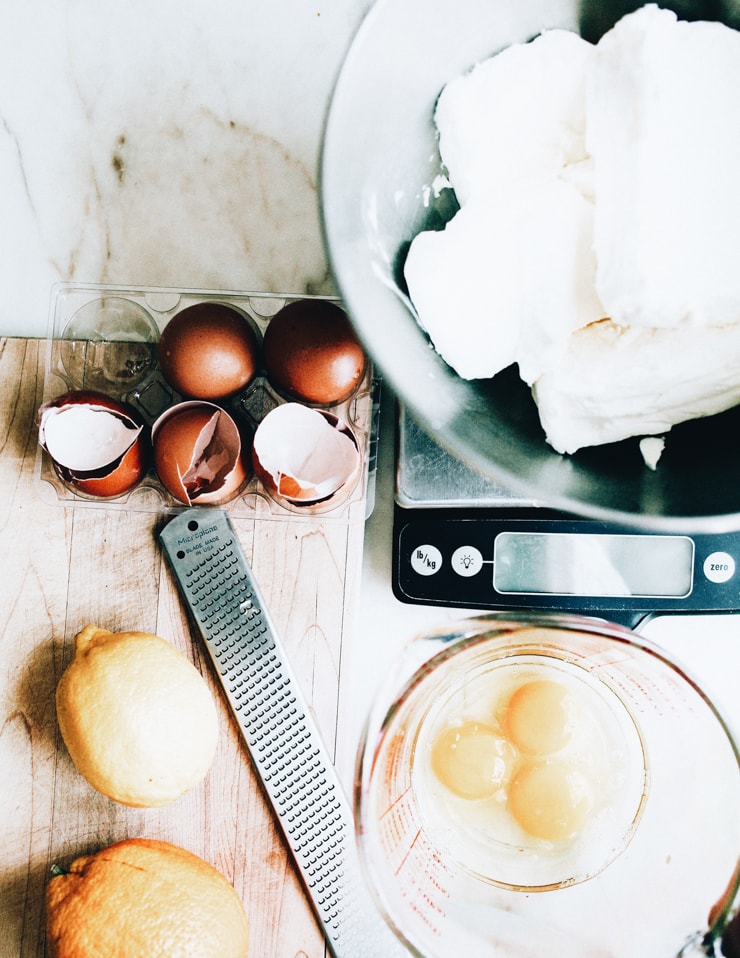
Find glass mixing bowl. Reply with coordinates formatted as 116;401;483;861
321;0;740;532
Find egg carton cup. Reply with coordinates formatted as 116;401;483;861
36;283;378;522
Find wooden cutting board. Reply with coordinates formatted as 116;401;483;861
0;336;370;957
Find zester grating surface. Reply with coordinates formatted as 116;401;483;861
160;508;408;958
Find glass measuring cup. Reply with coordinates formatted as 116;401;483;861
355;612;740;957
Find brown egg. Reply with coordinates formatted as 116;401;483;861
157;303;260;400
38;390;147;498
262;299;366;405
152;401;249;506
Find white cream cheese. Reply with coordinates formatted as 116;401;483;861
588;5;740;330
405;28;603;384
405;4;740;455
639;436;665;471
532;319;740;454
405;176;602;383
434;29;594;206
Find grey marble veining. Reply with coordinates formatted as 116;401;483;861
0;0;372;337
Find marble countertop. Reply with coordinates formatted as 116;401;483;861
0;0;371;339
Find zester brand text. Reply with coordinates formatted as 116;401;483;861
175;523;218;548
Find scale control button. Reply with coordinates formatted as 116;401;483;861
410;544;443;576
451;545;484;578
703;551;736;584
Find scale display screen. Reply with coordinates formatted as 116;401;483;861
392;510;739;623
494;532;694;598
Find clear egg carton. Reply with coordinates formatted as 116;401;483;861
36;283;379;521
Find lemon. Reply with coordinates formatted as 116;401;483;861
56;625;218;807
46;837;250;958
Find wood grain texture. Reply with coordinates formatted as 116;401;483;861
0;338;369;958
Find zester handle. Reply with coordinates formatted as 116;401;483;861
160;508;408;958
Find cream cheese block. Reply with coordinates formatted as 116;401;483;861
532;319;740;454
588;5;740;330
434;29;594;206
405;4;740;455
404;177;603;383
405;28;603;385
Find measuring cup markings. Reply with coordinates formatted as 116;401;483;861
371;752;457;944
587;656;704;718
526;627;703;719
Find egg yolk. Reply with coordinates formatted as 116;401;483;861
508;760;594;842
431;721;515;800
504;679;577;755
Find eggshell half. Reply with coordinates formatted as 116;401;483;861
251;402;361;505
38;390;147;498
152;401;249;505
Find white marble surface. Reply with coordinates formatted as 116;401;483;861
0;0;371;338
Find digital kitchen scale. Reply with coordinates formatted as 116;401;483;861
392;407;739;627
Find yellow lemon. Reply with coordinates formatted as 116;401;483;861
56;625;218;807
46;838;249;958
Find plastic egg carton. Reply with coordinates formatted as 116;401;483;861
36;282;378;521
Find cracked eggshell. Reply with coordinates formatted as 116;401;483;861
251;402;361;506
38;390;147;498
151;401;249;506
157;302;260;401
